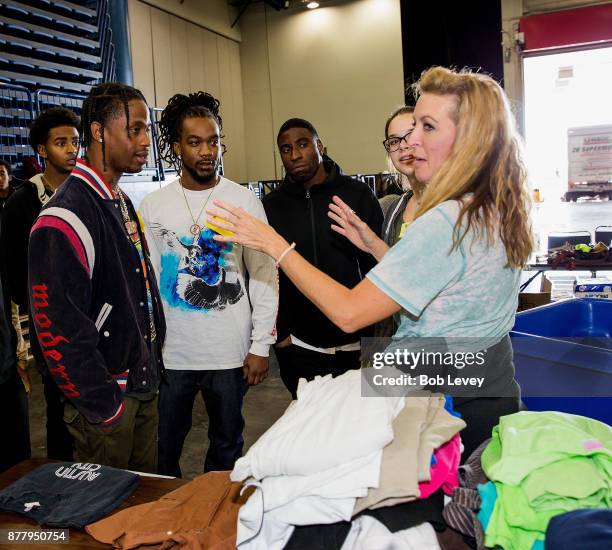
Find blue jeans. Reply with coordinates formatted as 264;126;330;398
158;368;248;477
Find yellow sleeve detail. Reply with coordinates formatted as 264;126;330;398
399;221;411;239
204;216;235;238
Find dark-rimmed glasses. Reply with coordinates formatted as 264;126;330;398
382;131;413;153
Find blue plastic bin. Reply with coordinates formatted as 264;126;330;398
510;298;612;425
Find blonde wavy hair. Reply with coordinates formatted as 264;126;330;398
412;67;533;268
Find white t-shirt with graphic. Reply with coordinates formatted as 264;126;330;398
139;177;278;370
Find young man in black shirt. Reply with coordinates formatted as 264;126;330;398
1;107;80;460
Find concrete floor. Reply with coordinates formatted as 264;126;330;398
27;351;291;480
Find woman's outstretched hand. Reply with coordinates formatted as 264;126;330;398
206;199;288;260
328;195;380;255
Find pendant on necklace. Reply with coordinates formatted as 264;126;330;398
125;221;138;236
190;223;201;236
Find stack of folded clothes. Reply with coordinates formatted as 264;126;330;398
478;411;612;550
230;369;465;549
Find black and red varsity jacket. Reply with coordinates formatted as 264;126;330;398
28;159;166;426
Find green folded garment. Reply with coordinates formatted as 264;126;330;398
479;411;612;550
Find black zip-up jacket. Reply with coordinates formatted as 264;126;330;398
263;156;383;348
0;177;51;369
1;177;47;310
0;178;50;369
28;160;166;425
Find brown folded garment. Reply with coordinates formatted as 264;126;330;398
86;471;254;550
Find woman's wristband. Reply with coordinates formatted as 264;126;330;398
276;242;296;266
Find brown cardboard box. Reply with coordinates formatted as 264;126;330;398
517;275;552;311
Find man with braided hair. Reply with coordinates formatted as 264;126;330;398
28;83;166;472
139;92;278;476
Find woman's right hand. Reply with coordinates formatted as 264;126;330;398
328;195;380;255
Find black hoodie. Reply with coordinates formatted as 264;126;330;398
263;156;383;348
0;177;54;369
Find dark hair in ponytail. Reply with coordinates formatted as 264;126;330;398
384;105;414;139
157;92;223;171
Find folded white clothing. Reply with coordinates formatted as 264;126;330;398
258;450;383;511
237;489;356;550
237;450;383;549
232;370;404;481
341;517;441;550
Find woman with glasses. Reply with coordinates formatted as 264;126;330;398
207;66;534;457
334;106;421;264
371;106;420;336
380;106;418;241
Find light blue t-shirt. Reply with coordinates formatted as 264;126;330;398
367;200;520;347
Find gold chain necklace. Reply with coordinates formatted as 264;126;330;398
180;177;219;236
117;188;138;236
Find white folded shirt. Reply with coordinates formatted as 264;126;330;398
237;450;384;549
232;370;405;481
341;517;441;550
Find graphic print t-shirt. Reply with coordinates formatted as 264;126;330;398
139;177;278;370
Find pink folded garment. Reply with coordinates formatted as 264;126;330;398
419;433;461;498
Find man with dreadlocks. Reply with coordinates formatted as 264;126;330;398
28;83;166;472
139;92;278;476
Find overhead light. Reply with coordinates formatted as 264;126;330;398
306;1;319;8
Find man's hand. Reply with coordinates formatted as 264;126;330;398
275;336;292;348
242;353;269;386
16;359;31;396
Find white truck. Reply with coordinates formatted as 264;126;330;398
566;124;612;201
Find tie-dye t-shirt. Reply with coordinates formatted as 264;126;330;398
367;200;520;350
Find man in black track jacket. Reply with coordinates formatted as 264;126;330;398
263;118;383;398
28;84;165;472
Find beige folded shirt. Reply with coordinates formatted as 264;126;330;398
354;393;465;514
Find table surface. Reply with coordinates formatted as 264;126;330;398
0;459;188;549
526;261;612;272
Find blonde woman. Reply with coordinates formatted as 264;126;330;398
207;67;533;457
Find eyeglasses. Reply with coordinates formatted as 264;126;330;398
382;131;413;153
